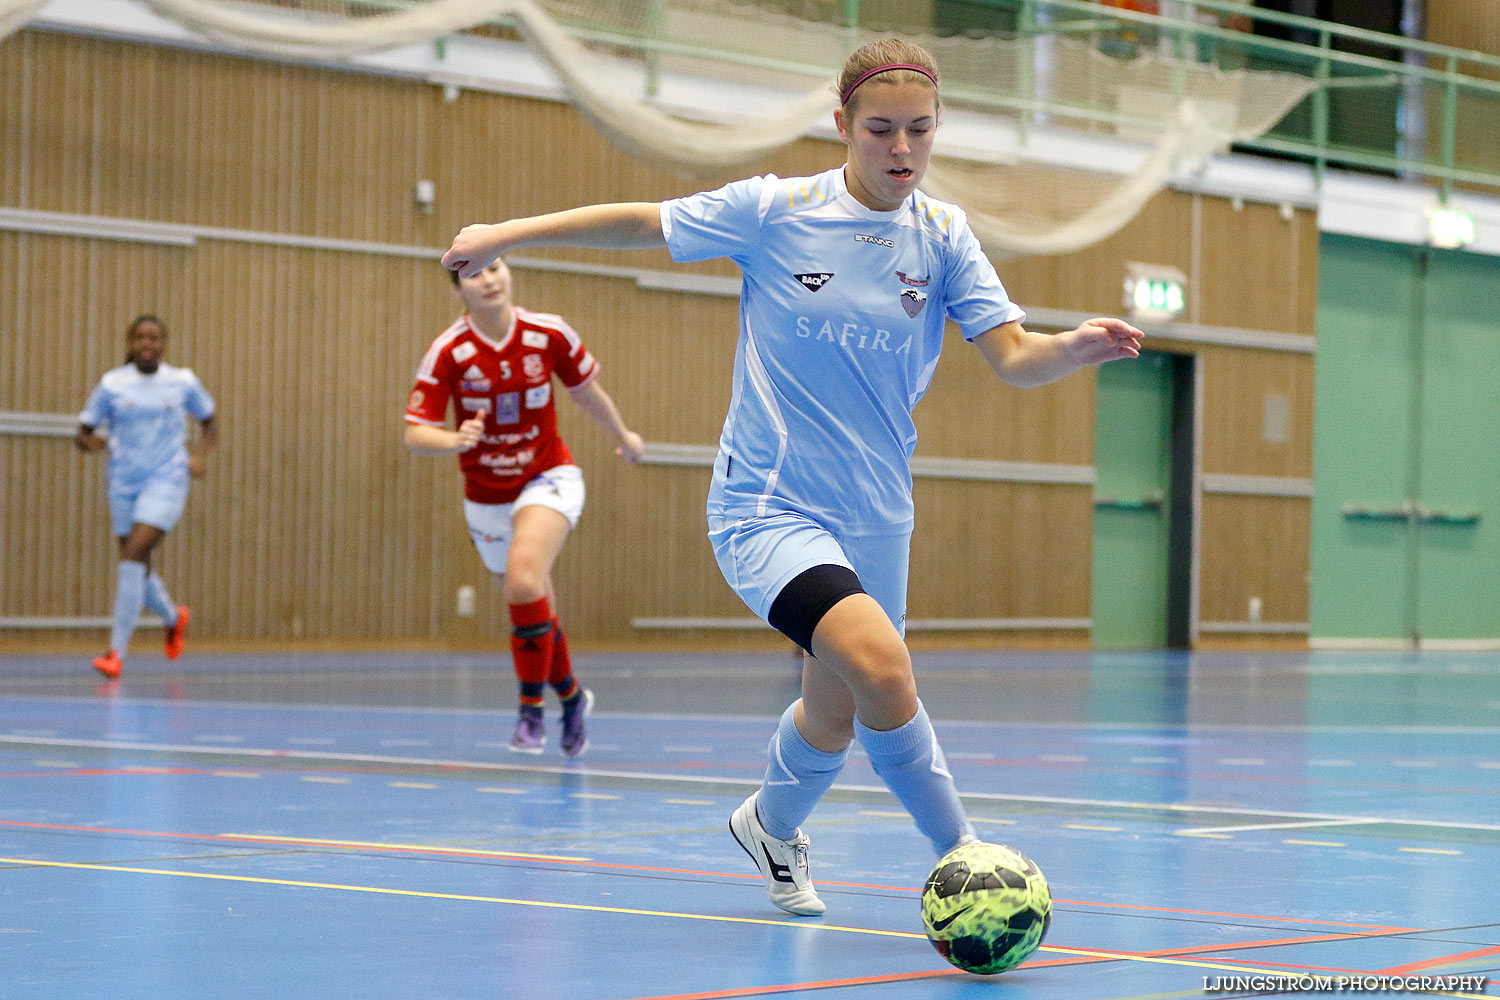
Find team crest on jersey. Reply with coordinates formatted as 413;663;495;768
522;354;546;381
494;392;521;425
451;341;477;363
525;383;552;409
895;271;929;287
899;288;927;318
460;364;491;392
521;330;550;350
795;272;834;292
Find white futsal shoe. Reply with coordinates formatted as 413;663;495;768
729;792;825;916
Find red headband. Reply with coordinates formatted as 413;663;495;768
839;63;938;105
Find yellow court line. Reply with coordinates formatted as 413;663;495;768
215;833;588;861
1285;839;1347;847
0;856;919;936
5;854;1483;995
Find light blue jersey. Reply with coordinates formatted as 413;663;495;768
661;167;1024;535
79;362;215;489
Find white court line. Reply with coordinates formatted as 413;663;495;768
1176;818;1374;835
4;734;1500;833
11;691;1500;734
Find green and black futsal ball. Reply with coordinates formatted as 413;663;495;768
920;841;1052;975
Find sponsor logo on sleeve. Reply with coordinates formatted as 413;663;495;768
493;392;521;424
524;383;552;409
521;330;550;350
451;341;477;363
795;272;834;291
407;389;425;410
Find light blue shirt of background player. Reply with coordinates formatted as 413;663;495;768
79;361;215;493
660;165;1025;535
76;314;217;681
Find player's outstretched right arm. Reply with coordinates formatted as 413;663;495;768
442;204;665;279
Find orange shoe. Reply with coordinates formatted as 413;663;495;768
164;605;190;661
93;649;122;679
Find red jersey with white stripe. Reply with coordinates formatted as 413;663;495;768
405;308;599;504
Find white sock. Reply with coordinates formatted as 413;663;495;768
110;561;148;656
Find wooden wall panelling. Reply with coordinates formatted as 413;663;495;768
1196;197;1317;335
1198;493;1311;626
2;30;1320;650
1198;345;1315;480
913;325;1098;466
909;480;1094;622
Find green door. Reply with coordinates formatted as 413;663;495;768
1091;352;1175;649
1312;236;1500;644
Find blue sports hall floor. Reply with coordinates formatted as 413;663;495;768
2;647;1497;999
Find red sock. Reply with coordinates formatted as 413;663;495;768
549;620;577;699
509;597;554;704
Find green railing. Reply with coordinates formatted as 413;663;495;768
826;0;1500;197
316;0;1500;197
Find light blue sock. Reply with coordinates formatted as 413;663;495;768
142;573;178;626
854;701;974;855
110;561;148;656
755;701;850;841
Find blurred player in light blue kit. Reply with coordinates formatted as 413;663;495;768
77;315;218;679
443;38;1143;916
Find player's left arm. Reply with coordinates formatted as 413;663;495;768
188;416;219;479
971;318;1143;389
566;380;645;464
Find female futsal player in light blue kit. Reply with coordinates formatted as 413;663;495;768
77;315;217;679
444;38;1143;915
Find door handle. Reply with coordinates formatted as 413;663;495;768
1094;492;1163;511
1340;502;1480;526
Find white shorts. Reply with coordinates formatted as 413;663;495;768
707;510;912;635
110;470;189;538
463;464;585;575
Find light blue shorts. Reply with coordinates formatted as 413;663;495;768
109;470;189;538
707;511;911;635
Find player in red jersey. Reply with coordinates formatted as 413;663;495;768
405;259;644;756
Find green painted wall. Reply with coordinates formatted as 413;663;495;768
1092;352;1173;649
1414;250;1500;639
1311;235;1500;642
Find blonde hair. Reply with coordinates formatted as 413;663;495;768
835;39;941;112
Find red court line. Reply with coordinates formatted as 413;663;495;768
0;820;1423;936
1380;944;1500;976
0;767;200;779
616;967;965;999
1055;897;1419;933
618;930;1424;1000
